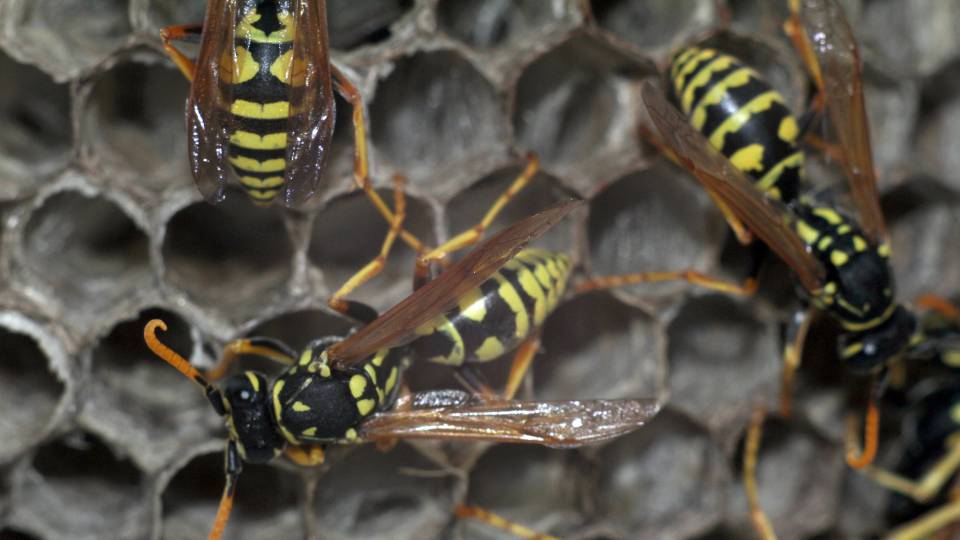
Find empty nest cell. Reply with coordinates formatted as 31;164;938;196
0;50;70;200
326;0;413;50
161;191;293;316
369;49;506;186
0;319;66;462
20;189;151;328
590;0;716;52
437;0;566;51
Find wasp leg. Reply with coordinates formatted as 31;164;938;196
915;294;960;322
640;124;755;245
285;445;326;467
575;268;758;296
502;332;542;401
331;65;425;255
888;500;960;540
783;0;824;94
859;440;960;505
209;440;242;540
743;404;777;540
328;174;407;321
205;337;297;382
845;388;881;469
780;308;815;418
416;153;540;274
453;366;499;402
159;23;203;81
454;505;559;540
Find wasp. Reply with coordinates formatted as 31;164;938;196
159;0;413;249
629;0;959;537
145;200;660;540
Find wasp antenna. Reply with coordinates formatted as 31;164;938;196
845;395;880;469
144;319;224;415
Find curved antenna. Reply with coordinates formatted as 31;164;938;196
144;319;225;416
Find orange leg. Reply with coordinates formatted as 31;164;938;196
780;308;815;418
328;174;407;320
575;269;758;297
205;338;296;382
159;24;203;82
285;445;326;467
455;505;559;540
744;405;777;540
331;65;425;255
845;394;880;469
502;332;541;401
916;294;960;322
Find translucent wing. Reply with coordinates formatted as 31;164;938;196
358;397;661;448
279;0;336;208
641;83;826;292
796;0;885;240
185;0;237;204
327;200;582;366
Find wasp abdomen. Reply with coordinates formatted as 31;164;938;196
409;249;572;366
669;47;803;203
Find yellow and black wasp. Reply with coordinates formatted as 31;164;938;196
630;0;960;536
159;0;409;240
144;201;660;540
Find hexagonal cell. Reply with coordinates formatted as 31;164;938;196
161;192;294;317
722;0;791;36
445;162;576;256
327;0;413;50
0;51;71;200
80;307;213;473
20;190;151;328
535;291;663;401
80;55;193;192
245;308;354;355
590;0;716;53
728;418;842;540
160;451;302;540
0;318;67;462
0;0;132;80
884;180;960;301
309;188;435;312
142;0;209;34
861;71;918;187
861;0;960;78
457;445;585;539
916;94;960;193
667;295;779;435
0;528;40;540
313;443;460;540
594;409;726;539
437;0;566;51
369;50;507;186
586;162;726;303
512;32;655;192
10;432;147;540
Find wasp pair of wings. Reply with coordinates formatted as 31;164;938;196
642;0;884;297
182;0;333;207
329;199;658;445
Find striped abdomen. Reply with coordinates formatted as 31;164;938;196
669;47;804;203
409;249;572;366
224;5;295;205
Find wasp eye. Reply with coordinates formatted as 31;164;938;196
224;372;265;407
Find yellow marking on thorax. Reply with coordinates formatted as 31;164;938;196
689;68;754;130
298;349;312;365
841;340;863;358
813;207;843;225
681;55;736;113
230;130;287;150
245;372;261;392
239;175;284;189
943;351;960;368
840;304;897;332
493;271;530;339
837;224;852;235
852;236;868;252
830;250;849;267
292;401;310;412
230;99;290;120
458;286;487;323
384;366;399;395
364;363;378;383
708;92;783;150
795;220;821;245
475;336;506;362
357;399;376;416
729;144;766;174
817;236;833;250
271;379;300;444
878;243;891;257
349;374;367;398
344;428;358;441
301;427;317;437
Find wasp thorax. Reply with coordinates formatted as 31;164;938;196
222;371;286;464
273;363;366;443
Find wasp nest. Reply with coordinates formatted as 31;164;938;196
0;0;958;539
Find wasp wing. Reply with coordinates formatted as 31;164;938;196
278;0;336;208
185;0;237;204
641;82;826;292
796;0;885;241
358;397;661;448
327;200;581;366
